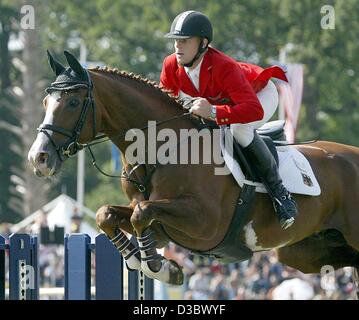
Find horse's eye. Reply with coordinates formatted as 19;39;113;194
68;99;80;108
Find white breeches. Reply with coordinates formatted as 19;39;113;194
231;80;279;147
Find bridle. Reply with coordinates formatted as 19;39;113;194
38;69;197;163
38;68;195;198
38;69;106;161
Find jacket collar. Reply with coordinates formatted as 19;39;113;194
175;48;213;96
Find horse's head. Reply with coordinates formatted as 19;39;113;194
28;50;101;177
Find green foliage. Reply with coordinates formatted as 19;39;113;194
30;0;359;211
41;2;357;122
84;160;129;212
1;0;359;219
0;1;24;222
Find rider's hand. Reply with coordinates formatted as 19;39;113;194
189;98;213;120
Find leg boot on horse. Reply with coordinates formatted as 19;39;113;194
131;201;184;285
96;205;142;271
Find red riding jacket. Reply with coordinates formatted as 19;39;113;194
160;47;288;125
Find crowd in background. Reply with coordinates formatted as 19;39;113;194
1;221;357;300
160;243;357;300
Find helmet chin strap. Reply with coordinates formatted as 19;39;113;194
183;40;207;68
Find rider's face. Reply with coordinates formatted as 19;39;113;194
174;37;202;66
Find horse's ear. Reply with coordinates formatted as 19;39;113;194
47;50;65;76
63;50;85;77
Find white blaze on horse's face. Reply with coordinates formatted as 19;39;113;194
28;92;61;177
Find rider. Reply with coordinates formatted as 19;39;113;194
160;10;297;230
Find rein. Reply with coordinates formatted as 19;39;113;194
87;111;193;199
39;69;194;198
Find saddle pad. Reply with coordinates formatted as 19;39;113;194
219;127;321;196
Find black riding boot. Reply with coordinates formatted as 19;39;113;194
242;132;297;230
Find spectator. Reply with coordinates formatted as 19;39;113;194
181;247;357;300
209;273;229;300
187;267;211;299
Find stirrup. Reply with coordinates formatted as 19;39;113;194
279;217;295;230
274;193;297;230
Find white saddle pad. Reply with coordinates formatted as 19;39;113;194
220;127;321;196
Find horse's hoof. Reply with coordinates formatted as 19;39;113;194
141;259;184;286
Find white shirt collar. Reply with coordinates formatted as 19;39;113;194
184;57;204;91
184;57;204;76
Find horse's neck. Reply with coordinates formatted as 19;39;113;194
92;71;181;153
93;73;150;135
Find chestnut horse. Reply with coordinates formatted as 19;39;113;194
28;51;359;296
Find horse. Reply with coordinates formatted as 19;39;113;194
28;51;359;296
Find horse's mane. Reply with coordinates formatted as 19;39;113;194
89;66;217;130
90;66;183;108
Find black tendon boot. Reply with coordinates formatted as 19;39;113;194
242;132;297;229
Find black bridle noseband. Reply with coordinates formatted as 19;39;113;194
38;69;105;161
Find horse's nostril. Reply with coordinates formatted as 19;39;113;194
37;152;49;165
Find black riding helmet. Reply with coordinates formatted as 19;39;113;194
165;11;213;67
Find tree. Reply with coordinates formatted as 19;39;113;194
19;0;52;215
2;0;358;220
0;1;23;222
274;0;359;145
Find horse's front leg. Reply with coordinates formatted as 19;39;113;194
96;204;142;271
130;198;208;285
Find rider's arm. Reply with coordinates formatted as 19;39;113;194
215;65;264;125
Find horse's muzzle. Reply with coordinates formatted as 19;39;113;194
28;142;60;177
